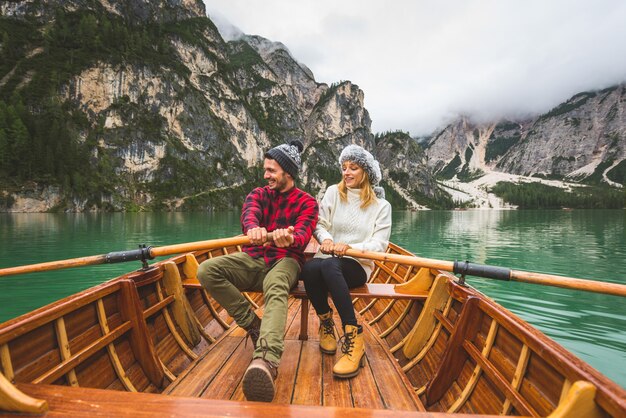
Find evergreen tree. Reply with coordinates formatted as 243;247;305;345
9;117;31;179
78;14;99;50
1;31;8;59
0;101;7;130
0;128;8;171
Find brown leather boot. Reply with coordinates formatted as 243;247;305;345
333;324;365;378
242;338;278;402
243;312;261;348
318;311;337;354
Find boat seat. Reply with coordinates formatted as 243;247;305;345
180;251;429;340
182;277;428;340
182;276;428;300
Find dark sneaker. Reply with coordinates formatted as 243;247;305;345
242;358;278;402
243;313;261;347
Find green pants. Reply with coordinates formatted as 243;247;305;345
197;251;300;364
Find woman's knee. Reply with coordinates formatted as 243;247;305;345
319;257;343;281
301;261;322;285
320;257;340;268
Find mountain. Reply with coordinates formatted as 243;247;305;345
425;86;626;208
0;0;441;212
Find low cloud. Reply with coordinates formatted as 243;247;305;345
204;0;626;135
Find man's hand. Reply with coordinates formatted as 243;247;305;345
332;242;351;257
247;227;268;246
320;239;334;254
272;226;295;248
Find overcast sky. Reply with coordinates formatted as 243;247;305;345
203;0;626;136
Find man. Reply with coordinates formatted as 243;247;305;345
197;140;318;402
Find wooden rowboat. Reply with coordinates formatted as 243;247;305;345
1;237;625;417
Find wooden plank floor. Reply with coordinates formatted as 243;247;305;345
165;298;424;411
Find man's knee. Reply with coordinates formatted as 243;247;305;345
264;271;295;295
264;259;299;294
197;258;221;289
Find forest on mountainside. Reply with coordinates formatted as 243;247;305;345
0;11;218;204
490;182;624;209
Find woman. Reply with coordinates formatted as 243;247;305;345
301;144;392;378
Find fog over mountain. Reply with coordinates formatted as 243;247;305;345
204;0;626;135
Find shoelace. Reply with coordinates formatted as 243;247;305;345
258;338;271;361
338;332;356;355
320;319;335;338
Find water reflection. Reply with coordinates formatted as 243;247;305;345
393;210;626;279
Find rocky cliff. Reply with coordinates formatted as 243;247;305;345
0;0;439;212
425;85;626;188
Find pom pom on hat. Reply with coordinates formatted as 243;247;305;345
265;140;304;178
339;144;385;198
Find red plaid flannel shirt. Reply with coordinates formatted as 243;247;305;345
241;186;318;267
241;186;318;266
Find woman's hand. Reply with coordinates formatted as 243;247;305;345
320;239;334;254
332;242;351;257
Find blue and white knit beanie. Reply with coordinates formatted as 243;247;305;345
339;144;385;198
265;140;304;178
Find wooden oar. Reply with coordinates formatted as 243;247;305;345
2;234;624;298
344;248;626;298
0;235;255;277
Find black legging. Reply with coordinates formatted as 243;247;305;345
300;257;367;328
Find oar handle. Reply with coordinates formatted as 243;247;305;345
344;248;455;271
149;235;251;258
344;248;626;298
150;232;276;257
0;233;276;277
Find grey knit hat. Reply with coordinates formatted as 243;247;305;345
265;140;304;178
339;144;385;198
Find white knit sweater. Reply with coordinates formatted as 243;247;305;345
313;184;392;277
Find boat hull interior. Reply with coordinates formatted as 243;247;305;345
1;241;625;417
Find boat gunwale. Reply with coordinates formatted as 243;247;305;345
0;242;625;416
